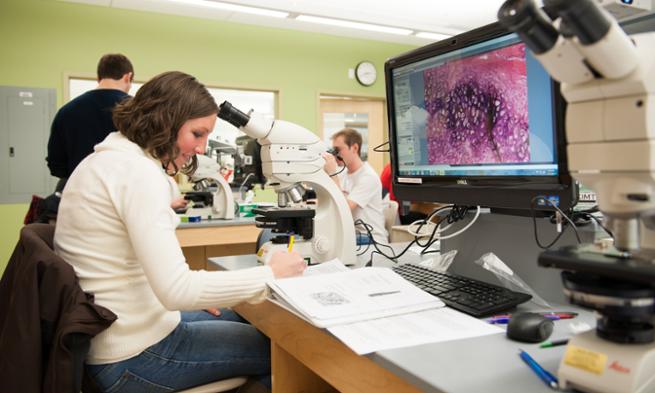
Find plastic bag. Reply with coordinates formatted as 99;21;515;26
418;249;458;272
474;252;552;309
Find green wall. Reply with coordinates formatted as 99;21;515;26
0;0;416;273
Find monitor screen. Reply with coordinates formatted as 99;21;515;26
385;22;576;211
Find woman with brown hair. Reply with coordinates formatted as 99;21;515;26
54;71;305;392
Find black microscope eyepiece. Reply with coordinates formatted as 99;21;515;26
218;101;250;128
498;0;560;55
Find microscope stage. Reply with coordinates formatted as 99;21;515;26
538;246;655;285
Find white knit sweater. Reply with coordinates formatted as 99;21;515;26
54;132;274;364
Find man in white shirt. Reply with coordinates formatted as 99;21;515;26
323;128;389;244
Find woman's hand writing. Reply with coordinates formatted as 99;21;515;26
268;250;306;278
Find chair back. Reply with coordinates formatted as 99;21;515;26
0;224;116;393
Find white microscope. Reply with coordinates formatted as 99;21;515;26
217;101;357;266
185;154;236;220
498;0;655;392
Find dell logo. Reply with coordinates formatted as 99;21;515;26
457;179;468;185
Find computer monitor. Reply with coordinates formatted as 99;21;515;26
385;22;577;212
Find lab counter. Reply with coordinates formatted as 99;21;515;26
177;216;256;229
209;254;595;393
176;217;259;270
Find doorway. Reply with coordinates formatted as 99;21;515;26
319;96;387;174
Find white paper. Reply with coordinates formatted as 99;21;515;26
268;266;444;328
303;259;350;276
328;307;504;355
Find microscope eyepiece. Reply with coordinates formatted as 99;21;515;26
218;101;250;128
326;147;343;161
498;0;560;55
543;0;611;46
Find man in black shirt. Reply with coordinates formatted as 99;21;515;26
47;53;134;189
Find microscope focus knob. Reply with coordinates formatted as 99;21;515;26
314;236;330;255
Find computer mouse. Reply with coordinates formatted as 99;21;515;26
506;312;554;343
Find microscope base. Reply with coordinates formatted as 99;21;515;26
559;330;655;393
257;240;352;266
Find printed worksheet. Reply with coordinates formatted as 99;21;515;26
328;307;503;355
268;266;444;328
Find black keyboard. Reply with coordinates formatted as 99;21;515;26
393;264;532;317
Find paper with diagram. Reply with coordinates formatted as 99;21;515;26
268;266;445;328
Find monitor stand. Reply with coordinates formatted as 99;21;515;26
441;212;596;305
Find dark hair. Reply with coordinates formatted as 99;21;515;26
112;71;218;175
332;128;363;157
97;53;134;81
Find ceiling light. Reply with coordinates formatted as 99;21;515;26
415;32;452;41
295;15;412;36
166;0;289;18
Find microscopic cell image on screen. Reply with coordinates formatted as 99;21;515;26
424;43;529;165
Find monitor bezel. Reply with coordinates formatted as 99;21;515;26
385;22;577;212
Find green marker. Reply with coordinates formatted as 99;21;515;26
540;339;569;348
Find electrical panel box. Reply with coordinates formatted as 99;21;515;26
0;86;57;203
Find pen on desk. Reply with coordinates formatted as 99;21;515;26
543;312;578;320
487;316;511;324
488;311;577;324
368;291;401;297
288;235;295;252
519;349;559;389
540;339;569;348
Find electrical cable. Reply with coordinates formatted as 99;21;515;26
372;141;390;153
434;206;481;240
329;165;346;177
565;205;613;239
545;199;582;243
530;196;582;249
354;219;418;266
420;248;441;255
582;212;614;239
408;205;481;242
414;208;454;250
237;173;255;200
355;228;372;256
358;204;480;266
406;205;454;237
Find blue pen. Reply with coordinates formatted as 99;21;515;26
488;315;561;324
519;349;559;390
487;317;511;324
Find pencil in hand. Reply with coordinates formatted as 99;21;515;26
288;235;295;252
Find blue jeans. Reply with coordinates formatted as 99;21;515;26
86;309;271;392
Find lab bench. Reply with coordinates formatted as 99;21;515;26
176;217;259;270
209;254;594;393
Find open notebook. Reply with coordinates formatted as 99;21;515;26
267;260;445;328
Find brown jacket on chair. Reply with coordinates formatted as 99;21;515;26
0;224;117;393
